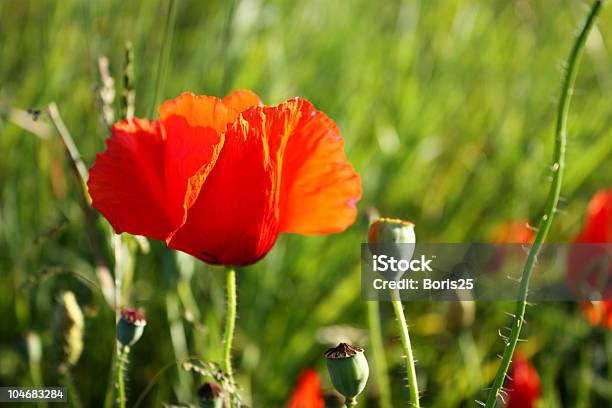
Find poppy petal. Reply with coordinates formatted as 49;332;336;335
575;190;612;243
567;190;612;300
222;89;262;113
167;104;296;265
159;92;234;132
278;98;361;234
161;115;224;238
88;118;173;240
506;353;541;408
288;369;324;408
88;117;223;241
158;90;261;132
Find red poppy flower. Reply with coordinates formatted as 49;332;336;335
88;91;361;265
505;352;541;408
566;190;612;325
288;368;324;408
580;300;612;329
573;190;612;244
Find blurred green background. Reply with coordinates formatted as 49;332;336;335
1;0;611;406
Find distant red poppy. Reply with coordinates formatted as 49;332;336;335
505;352;541;408
491;220;534;244
88;91;361;265
567;190;612;326
288;368;324;408
573;190;612;243
580;300;612;329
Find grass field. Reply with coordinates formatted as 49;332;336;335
1;0;611;407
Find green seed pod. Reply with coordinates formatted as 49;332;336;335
116;308;146;347
197;382;224;408
324;343;369;406
54;292;84;373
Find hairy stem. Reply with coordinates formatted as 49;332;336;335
391;289;420;407
483;1;603;406
116;346;128;408
223;268;237;405
366;301;393;408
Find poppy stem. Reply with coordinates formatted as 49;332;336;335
483;1;603;407
222;268;237;394
116;345;128;408
366;301;393;408
345;397;357;407
390;289;420;407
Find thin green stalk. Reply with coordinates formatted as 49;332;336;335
122;41;135;120
133;359;181;408
223;268;237;404
62;371;83;408
103;353;115;408
220;0;237;95
30;361;47;408
483;1;603;406
116;346;128;408
345;398;357;407
150;0;176;116
47;102;114;307
390;289;420;407
366;301;393;408
606;331;612;388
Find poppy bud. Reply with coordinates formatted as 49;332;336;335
368;217;415;245
54;291;84;373
368;218;416;280
197;382;224;408
116;308;146;347
324;343;369;406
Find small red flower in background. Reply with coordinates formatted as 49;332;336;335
580;301;612;329
567;190;612;327
288;368;324;408
491;220;534;244
505;352;541;408
573;190;612;243
88;91;361;266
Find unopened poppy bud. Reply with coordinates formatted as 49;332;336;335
324;343;369;406
368;217;415;244
197;382;224;408
368;218;416;280
117;308;146;347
